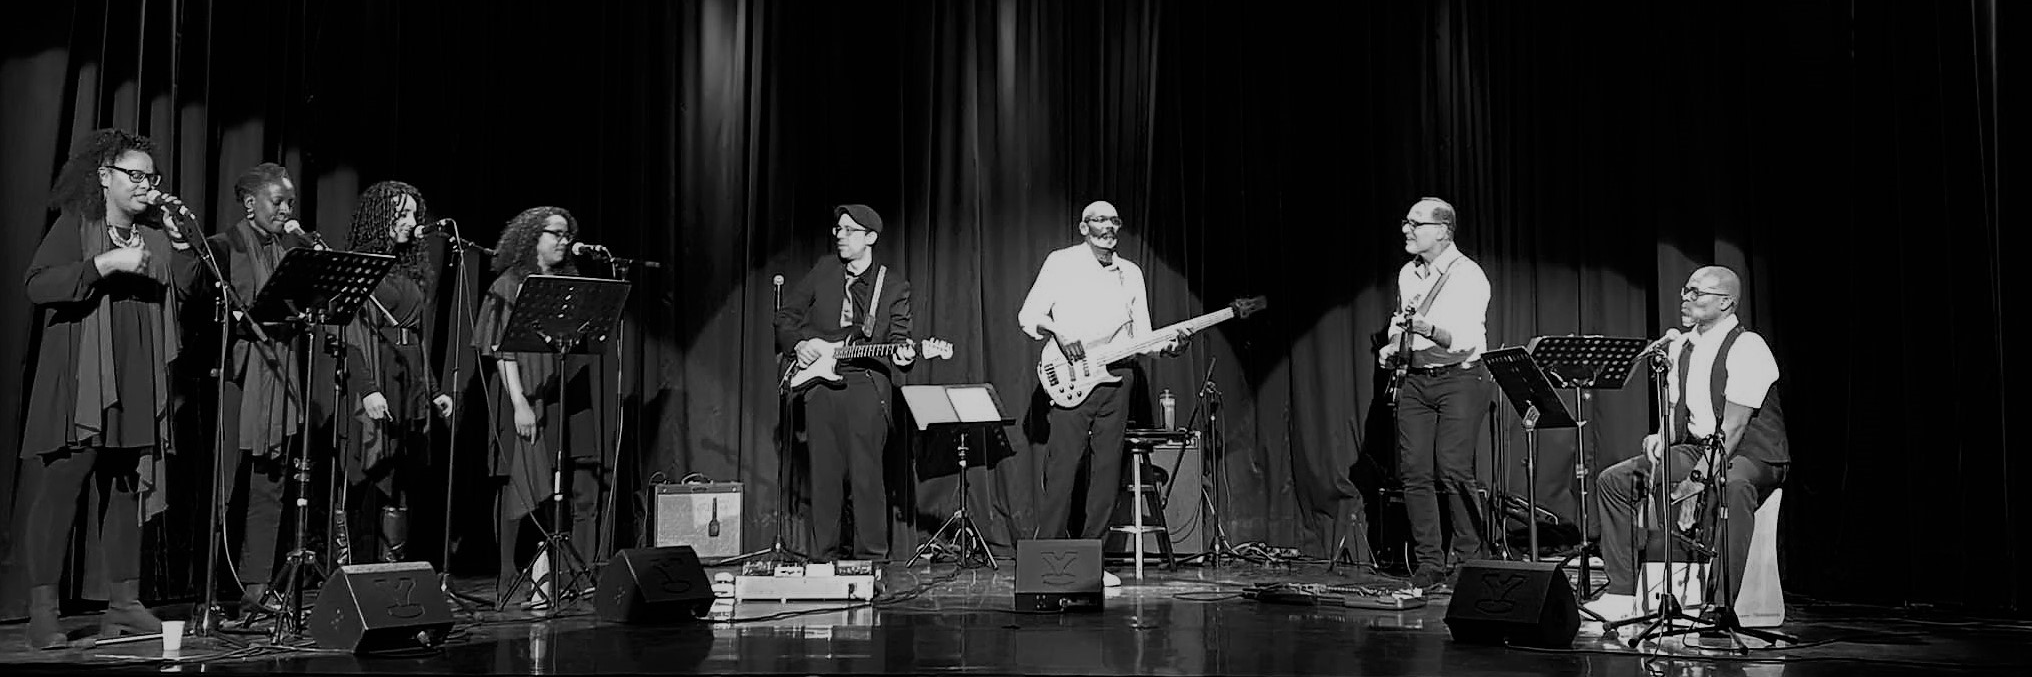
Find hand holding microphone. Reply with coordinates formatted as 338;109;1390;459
140;190;192;243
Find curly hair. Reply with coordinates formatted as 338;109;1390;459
346;181;431;282
48;128;157;219
233;162;292;206
491;206;579;275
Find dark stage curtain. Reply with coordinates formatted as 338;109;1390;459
4;0;2019;615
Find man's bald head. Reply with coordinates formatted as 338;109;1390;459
1691;266;1742;298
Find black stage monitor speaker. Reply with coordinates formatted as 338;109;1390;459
1015;539;1104;612
1443;560;1581;648
307;561;455;654
597;546;715;623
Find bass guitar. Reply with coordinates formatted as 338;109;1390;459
1036;296;1266;409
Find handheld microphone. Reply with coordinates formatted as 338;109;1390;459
1639;328;1683;358
415;218;456;237
139;190;194;239
283;219;329;250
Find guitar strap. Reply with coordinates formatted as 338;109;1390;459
859;265;887;340
1396;261;1457;353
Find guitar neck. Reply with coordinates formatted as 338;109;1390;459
832;341;910;359
1089;308;1235;364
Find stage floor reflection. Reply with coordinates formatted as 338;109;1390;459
4;562;2026;675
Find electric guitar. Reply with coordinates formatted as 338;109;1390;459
1036;296;1267;409
782;337;955;391
1382;304;1416;403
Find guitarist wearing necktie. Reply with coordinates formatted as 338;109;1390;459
773;204;915;561
1584;265;1789;625
1375;197;1492;596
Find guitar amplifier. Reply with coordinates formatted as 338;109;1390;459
652;482;743;560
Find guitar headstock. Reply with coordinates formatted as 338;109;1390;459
1231;296;1269;319
919;337;956;360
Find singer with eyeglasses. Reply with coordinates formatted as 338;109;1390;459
12;129;200;648
201;162;319;617
1584;266;1789;624
471;206;610;601
334;181;456;565
1375;197;1491;597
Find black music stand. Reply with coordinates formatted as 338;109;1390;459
901;384;1011;569
246;249;396;641
1481;347;1577;572
1528;335;1648;598
493;275;630;614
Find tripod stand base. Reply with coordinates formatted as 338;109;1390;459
906;508;996;569
498;535;598;613
718;539;811;566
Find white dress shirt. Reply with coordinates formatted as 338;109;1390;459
1018;244;1154;352
1667;313;1779;438
1386;245;1490;368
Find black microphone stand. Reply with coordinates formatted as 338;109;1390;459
723;274;809;566
434;222;493;609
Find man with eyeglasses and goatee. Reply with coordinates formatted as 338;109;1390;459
774;204;915;562
1377;196;1492;598
1018;200;1189;588
1584;266;1789;628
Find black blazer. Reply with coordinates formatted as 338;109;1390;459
773;254;914;375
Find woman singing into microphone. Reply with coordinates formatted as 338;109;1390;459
204;162;317;617
338;181;454;564
471;206;612;606
13;129;199;648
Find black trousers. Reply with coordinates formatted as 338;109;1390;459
803;370;892;560
1039;367;1134;541
1597;446;1785;599
229;450;291;585
1394;365;1490;573
15;447;145;586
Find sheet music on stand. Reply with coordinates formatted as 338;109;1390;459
247;249;396;328
1526;335;1650;389
902;384;1014;430
901;383;1010;569
495;275;632;355
1483;347;1577;430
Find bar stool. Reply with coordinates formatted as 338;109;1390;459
1113;430;1185;580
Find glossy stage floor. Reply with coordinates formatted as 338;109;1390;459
3;560;2028;676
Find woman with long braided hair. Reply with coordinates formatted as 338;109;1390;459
338;181;453;565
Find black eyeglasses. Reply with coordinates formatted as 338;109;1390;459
831;225;870;236
1084;215;1122;226
1680;286;1731;302
102;165;164;186
1401;219;1446;230
540;228;575;242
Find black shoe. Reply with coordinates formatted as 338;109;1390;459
1409;567;1447;591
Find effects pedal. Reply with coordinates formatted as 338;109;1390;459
733;560;880;602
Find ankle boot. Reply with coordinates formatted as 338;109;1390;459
101;578;163;637
27;585;67;650
380;507;409;562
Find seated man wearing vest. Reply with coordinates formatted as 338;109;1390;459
1586;265;1789;622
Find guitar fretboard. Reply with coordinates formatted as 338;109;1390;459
1087;308;1236;365
833;342;910;359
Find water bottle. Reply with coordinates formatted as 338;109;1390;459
1160;389;1177;430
